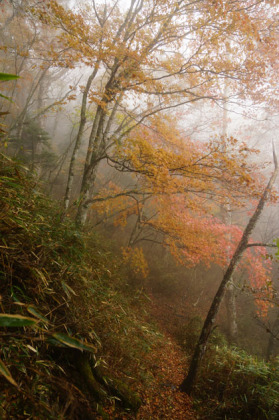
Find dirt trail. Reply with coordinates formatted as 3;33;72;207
102;292;197;419
136;338;196;419
135;293;197;419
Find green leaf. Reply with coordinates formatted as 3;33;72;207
0;72;19;81
61;281;77;298
0;93;13;102
0;358;18;387
27;306;50;324
33;268;49;286
47;337;65;347
0;313;37;327
11;286;27;302
52;333;96;352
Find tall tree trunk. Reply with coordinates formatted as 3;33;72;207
222;82;238;343
75;90;121;226
75;111;107;226
12;67;49;135
226;281;238;343
75;169;98;226
224;203;238;343
180;146;278;394
224;207;238;344
74;63;120;225
63;65;99;210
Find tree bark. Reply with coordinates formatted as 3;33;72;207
222;83;238;343
180;147;278;394
226;281;238;344
63;66;99;210
75;115;106;226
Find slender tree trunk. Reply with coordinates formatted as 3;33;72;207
74;70;118;226
222;82;238;343
75;169;98;226
75;112;106;225
80;106;103;187
180;148;278;394
11;67;49;134
63;66;99;210
75;153;102;226
226;281;238;343
224;206;238;343
75;92;121;226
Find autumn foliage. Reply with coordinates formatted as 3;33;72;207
1;0;279;416
89;113;273;315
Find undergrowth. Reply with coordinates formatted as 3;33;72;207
172;312;279;419
1;154;278;420
194;345;279;420
0;154;162;419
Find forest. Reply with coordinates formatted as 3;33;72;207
1;0;279;418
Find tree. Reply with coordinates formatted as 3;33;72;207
179;145;279;394
33;0;279;225
88;116;273;296
0;1;77;148
8;117;57;173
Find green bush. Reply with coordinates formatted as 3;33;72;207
194;345;279;419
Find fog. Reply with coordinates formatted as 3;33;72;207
1;0;279;359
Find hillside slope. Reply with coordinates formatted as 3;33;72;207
0;154;196;419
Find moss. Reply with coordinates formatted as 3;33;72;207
106;377;142;411
77;354;141;412
93;365;142;411
77;354;107;402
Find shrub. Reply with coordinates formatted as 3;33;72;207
194;345;279;419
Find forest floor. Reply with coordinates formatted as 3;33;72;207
136;292;196;419
136;334;196;419
101;291;197;419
